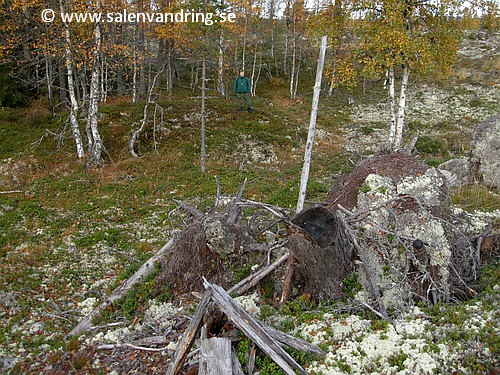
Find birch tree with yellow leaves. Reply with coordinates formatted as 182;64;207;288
354;0;462;150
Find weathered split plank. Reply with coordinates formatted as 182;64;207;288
166;288;213;375
203;280;307;375
199;336;233;375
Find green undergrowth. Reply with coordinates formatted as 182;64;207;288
452;185;500;212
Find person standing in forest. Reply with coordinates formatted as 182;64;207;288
234;69;252;113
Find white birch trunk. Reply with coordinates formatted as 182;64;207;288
242;23;247;70
252;41;263;97
388;67;397;149
60;0;84;159
289;34;296;100
200;55;207;173
251;43;258;96
100;55;106;103
394;65;409;149
283;33;288;75
132;49;138;103
293;47;301;99
166;45;173;95
328;61;335;97
296;36;327;214
45;57;53;110
87;20;103;167
217;32;225;96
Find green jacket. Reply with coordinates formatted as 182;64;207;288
234;76;251;94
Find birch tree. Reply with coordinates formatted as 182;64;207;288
86;1;104;167
318;0;356;95
355;0;462;150
285;0;307;100
60;0;85;159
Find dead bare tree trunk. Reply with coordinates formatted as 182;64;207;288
201;54;207;173
129;62;166;157
296;35;327;213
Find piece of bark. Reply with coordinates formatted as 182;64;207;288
203;280;307;375
131;335;166;347
166;288;213;375
279;254;295;309
67;238;176;338
247;343;256;375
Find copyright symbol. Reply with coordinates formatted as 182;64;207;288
41;9;56;23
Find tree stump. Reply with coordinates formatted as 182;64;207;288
288;206;354;300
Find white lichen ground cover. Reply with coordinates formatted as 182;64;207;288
292;298;499;374
0;197;175;372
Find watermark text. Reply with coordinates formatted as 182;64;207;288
41;8;236;26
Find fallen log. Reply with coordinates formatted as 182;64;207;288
66;237;176;338
259;321;326;358
227;252;290;296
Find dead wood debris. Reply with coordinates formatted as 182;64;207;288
62;161;493;373
166;280;324;375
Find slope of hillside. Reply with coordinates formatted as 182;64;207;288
0;31;498;374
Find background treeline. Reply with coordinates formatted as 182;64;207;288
1;0;498;108
0;0;498;163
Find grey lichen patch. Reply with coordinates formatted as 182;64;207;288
204;218;236;257
396;168;446;207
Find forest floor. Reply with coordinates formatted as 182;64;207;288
0;30;499;374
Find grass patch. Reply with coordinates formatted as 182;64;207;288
451;185;500;212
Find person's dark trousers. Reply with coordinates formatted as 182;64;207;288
236;92;252;112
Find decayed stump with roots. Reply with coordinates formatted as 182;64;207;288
287;206;354;300
324;151;488;308
154;182;289;297
285;151;492;312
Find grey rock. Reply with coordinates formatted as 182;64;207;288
0;356;17;370
469;115;500;189
438;157;469;186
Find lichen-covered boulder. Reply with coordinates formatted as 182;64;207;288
469;115;500;189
